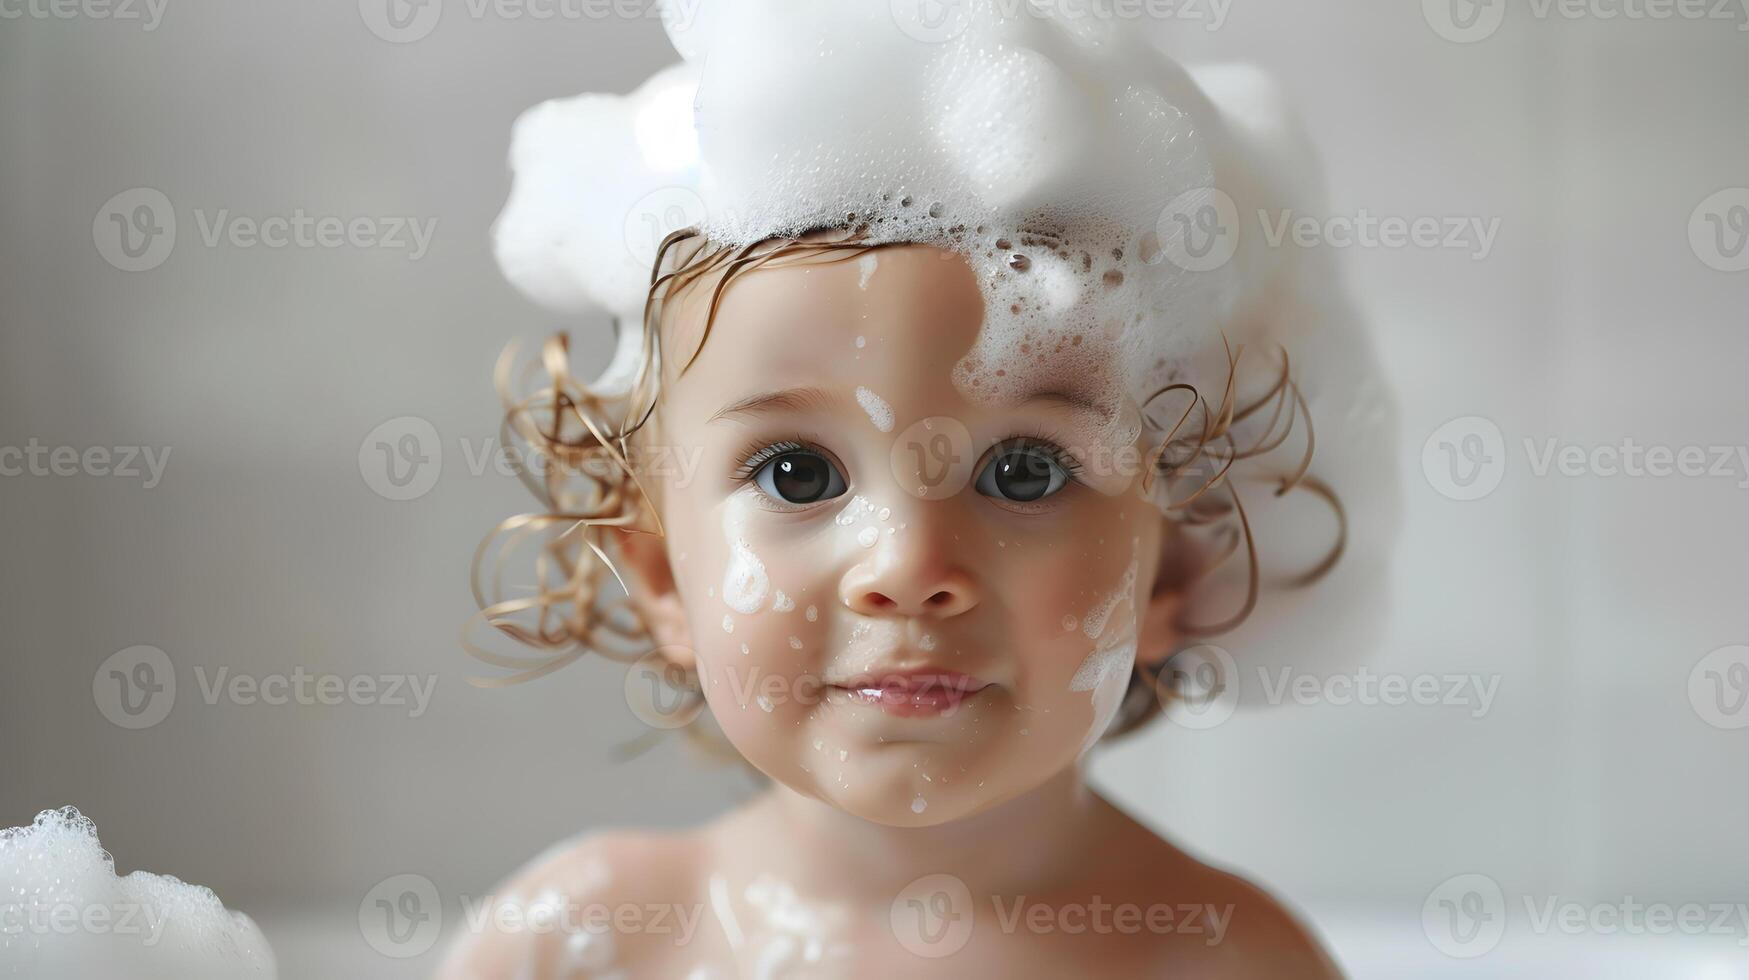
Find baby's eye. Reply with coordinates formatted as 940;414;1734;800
975;440;1073;503
753;449;848;505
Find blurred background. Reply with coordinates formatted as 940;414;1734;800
2;1;1746;976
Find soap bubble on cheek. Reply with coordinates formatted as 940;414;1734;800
720;496;769;615
1067;537;1145;752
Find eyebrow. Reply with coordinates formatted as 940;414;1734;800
708;384;1112;425
709;385;841;424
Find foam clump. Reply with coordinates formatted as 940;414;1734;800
0;807;276;979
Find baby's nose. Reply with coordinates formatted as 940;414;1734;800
838;548;980;619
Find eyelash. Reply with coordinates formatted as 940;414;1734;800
729;430;1086;485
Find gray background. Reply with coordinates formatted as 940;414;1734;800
3;1;1746;977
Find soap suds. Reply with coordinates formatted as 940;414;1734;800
0;808;277;979
721;499;770;614
857;253;878;289
854;386;895;433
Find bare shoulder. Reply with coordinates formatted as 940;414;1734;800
1097;807;1344;978
435;827;707;980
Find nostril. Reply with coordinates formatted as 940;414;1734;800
867;593;896;610
926;591;952;607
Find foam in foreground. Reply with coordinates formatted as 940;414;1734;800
0;807;276;979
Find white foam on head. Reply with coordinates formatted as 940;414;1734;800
0;808;276;980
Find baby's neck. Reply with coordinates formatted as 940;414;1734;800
709;764;1124;904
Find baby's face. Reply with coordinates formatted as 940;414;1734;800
627;243;1173;827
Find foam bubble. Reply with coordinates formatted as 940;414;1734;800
853;386;894;433
0;808;276;980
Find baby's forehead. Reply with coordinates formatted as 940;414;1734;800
655;240;1130;444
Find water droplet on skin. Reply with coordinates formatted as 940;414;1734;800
838;749;848;761
855;335;866;348
877;507;891;521
788;636;803;650
806;605;818;622
740;643;750;655
1137;230;1163;264
722;615;734;633
757;695;775;713
911;796;927;814
919;634;937;651
1062;615;1079;631
857;527;878;547
812;738;824;751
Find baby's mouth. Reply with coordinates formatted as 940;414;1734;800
825;669;990;718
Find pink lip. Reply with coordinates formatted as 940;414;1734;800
827;670;991;718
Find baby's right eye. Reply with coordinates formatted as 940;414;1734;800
752;449;847;505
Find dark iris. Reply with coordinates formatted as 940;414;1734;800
976;444;1069;503
755;451;846;504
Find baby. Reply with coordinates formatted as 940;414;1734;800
443;2;1395;976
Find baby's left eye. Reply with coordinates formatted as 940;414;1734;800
974;441;1072;503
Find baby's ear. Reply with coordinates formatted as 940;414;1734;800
1135;523;1196;671
613;527;698;671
